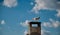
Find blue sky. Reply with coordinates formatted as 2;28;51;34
0;0;60;35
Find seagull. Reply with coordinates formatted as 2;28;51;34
32;17;40;21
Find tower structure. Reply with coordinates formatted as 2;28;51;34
27;22;41;35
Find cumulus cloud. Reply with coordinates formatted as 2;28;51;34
1;20;5;25
3;0;17;8
41;30;50;35
56;10;60;17
42;22;52;27
20;20;30;27
42;18;60;28
24;30;28;35
31;0;60;16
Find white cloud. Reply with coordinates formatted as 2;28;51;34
1;20;5;24
52;21;60;28
43;22;52;27
3;0;17;8
43;18;60;28
31;0;47;13
50;18;60;28
24;30;28;35
41;30;50;35
56;10;60;17
20;20;30;27
31;0;60;17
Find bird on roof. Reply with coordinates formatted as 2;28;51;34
32;17;40;21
